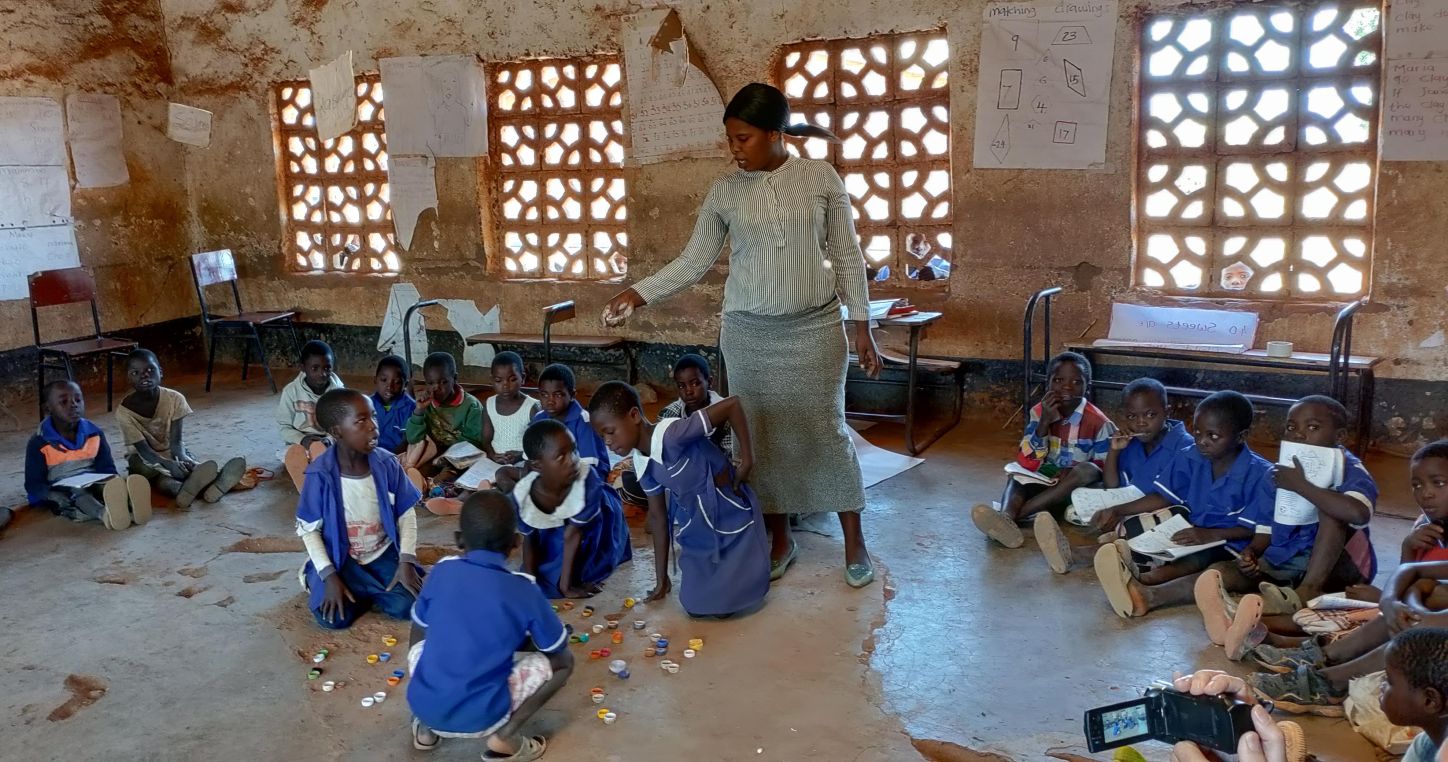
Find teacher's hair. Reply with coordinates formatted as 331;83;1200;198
725;83;840;143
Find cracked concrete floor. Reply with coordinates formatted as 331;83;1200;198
0;373;1415;761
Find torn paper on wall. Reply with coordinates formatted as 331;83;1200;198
0;96;66;166
310;50;358;143
622;9;727;164
387;155;438;250
378;282;431;366
437;299;500;368
379;55;488;157
66;93;129;188
167;103;212;148
0;226;81;300
0;165;72;228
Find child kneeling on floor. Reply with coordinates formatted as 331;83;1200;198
118;349;247;508
510;419;632;599
279;340;345;491
297;388;424;630
972;351;1116;549
588;381;769;618
408;490;574;760
26;379;150;530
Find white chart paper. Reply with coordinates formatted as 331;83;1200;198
0;165;72;228
622;9;728;164
0;226;81;300
1386;0;1448;60
0;96;66;166
379;55;488;157
167;103;212;148
310;51;358;142
387;155;438;250
66;93;129;188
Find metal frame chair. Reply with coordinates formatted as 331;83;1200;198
28;267;137;413
190;249;300;393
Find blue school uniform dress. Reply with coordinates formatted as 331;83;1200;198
408;551;568;735
1147;444;1275;551
634;410;770;617
510;459;632;598
533;400;611;484
371;392;417;452
1261;448;1379;577
1115;420;1193;490
296;446;422;628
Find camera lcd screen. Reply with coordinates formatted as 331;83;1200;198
1100;704;1151;744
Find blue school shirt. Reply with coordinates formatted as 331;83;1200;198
511;459;632;598
1115;419;1193;490
371;392;417;452
533;400;610;483
1261;448;1378;568
295;446;421;610
407;550;568;734
1147;444;1275;551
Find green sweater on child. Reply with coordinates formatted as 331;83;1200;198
405;391;484;449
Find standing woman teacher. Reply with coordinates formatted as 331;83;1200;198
603;83;881;589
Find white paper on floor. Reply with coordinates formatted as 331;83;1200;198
852;428;923;488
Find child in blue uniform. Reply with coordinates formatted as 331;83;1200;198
509;419;631;599
1092;391;1275;618
371;355;417;455
408;491;573;758
296;388;424;630
533;363;610;485
588;381;769;618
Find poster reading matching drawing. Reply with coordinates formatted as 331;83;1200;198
973;0;1119;170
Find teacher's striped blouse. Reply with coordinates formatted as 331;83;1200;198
632;155;871;320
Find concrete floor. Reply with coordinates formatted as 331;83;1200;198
0;374;1417;761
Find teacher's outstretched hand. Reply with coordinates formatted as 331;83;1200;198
601;287;646;327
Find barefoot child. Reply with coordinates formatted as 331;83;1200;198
509;419;631;599
481;352;538;466
117;349;247;508
1092;391;1275;619
534;363;610;485
279;340;344;491
372;355;416;455
659;353;735;460
588;381;769;618
404;351;484;487
26;380;150;530
297;389;424;630
972;351;1116;549
407;491;573;758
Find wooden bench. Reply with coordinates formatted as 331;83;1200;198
1022;286;1380;448
465;300;636;383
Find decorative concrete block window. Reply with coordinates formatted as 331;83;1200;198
1135;2;1381;298
273;75;401;274
775;31;953;285
487;56;629;280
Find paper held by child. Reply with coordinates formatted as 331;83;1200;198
438;441;484;469
53;472;111;489
453;457;503;491
1274;441;1345;526
1304;592;1379;611
1065;485;1145;526
1126;513;1225;561
1004;461;1056;486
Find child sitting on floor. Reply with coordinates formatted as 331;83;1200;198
659;353;736;460
372;354;416;455
509;419;631;599
1382;628;1448;762
404;351;484;487
279;340;345;491
481;351;538;466
1092;391;1275;619
1033;377;1192;574
588;381;769;619
972;351;1116;549
26;379;151;530
534;363;610;485
117;349;247;509
407;491;573;758
296;388;423;630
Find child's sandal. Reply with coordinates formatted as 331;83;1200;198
411;718;438;751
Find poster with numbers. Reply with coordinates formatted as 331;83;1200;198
972;0;1119;169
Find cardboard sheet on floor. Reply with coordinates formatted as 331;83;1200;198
851;428;923;489
65;93;129;188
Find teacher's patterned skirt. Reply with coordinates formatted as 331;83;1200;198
720;301;866;515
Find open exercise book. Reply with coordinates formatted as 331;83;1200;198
1004;462;1055;486
454;457;504;491
1275;441;1345;526
1126;513;1225;561
53;472;111;490
438;441;484;469
1065;486;1145;526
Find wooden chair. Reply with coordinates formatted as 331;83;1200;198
190;249;300;393
28;267;138;413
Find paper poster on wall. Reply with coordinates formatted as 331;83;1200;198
0;96;66;166
0;165;72;228
167;103;212;148
310;51;358;143
1383;60;1448;160
387;155;438;250
972;0;1119;170
436;299;500;368
379;55;488;157
377;282;431;365
65;93;129;188
0;225;81;300
622;9;728;164
1386;0;1448;60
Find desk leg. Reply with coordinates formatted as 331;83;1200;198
1356;369;1375;452
905;327;921;455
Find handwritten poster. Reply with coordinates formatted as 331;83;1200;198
387;155;438;250
0;96;66;166
167;103;212;148
65;93;128;188
0;226;81;300
379;55;488;157
1383;0;1448;161
310;51;358;142
0;165;72;228
622;9;727;164
1386;0;1448;60
972;0;1119;169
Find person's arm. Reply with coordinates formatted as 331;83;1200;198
643;491;671;601
817;166;881;378
461;396;485;448
1088;419;1117;469
276;386;307;446
1273;457;1372;526
1238;531;1273;574
606;186;728;317
701;397;753;489
404;404;429;444
24;437;56;507
479;405;501;461
1102;443;1125;489
92;430;117;476
132;438;187;479
1016;402;1056;471
1403;521;1445;564
1168;670;1286;762
558;523;588;598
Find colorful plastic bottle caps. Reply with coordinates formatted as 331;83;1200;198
655;638;669;649
688;638;704;650
684;649;697;659
648;633;662;643
312;653;326;663
599;648;611;658
608;659;627;674
378;652;392;662
591;624;605;634
308;669;322;679
589;650;602;660
578;633;590;643
569;635;582;644
666;663;680;674
561;601;575;611
366;654;379;664
596;708;611;719
590;686;606;695
592;693;605;704
611;632;623;644
322;681;336;692
603;712;618;725
551;604;559;612
617;670;630;679
382;636;397;647
392;670;405;679
623;598;636;608
387;677;401;686
633;620;647;630
644;647;656;657
361;697;375;708
606;620;619;630
373;691;387;703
